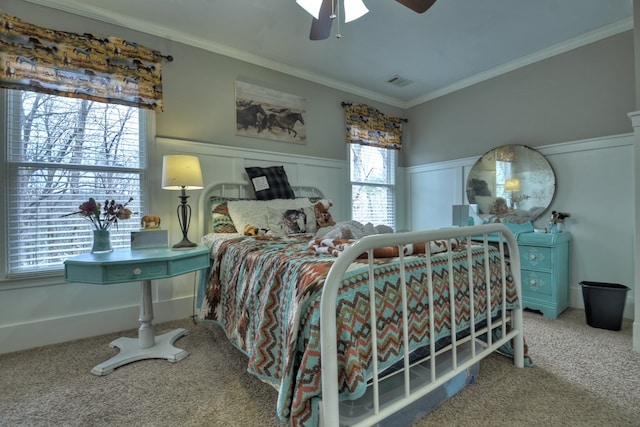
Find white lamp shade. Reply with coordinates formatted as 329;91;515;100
504;178;520;192
296;0;323;19
161;155;204;190
344;0;369;23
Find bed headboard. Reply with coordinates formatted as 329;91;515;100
198;181;324;236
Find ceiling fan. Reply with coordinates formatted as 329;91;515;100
296;0;437;40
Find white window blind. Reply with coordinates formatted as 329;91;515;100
350;143;396;228
5;90;146;277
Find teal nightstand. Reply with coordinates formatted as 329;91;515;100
517;232;571;319
64;246;210;375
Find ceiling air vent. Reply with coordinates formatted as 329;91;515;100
386;75;413;87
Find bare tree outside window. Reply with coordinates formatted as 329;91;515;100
350;144;395;228
6;90;146;276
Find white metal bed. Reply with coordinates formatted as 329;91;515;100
197;181;525;427
319;225;524;426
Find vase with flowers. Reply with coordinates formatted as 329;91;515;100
65;197;135;253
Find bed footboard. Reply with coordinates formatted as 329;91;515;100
319;224;524;427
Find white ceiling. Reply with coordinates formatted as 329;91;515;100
25;0;633;108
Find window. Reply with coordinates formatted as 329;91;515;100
4;90;147;278
350;143;396;228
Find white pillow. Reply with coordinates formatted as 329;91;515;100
267;206;317;236
227;198;312;232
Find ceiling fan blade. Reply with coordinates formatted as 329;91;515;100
395;0;437;14
310;0;335;40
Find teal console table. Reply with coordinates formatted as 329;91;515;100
64;246;210;375
517;232;571;319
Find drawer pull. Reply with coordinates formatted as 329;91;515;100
133;268;143;276
529;254;537;260
529;280;537;286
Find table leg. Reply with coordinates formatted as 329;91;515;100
138;280;155;348
90;280;189;376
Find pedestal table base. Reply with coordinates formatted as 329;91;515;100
91;279;189;376
91;328;189;376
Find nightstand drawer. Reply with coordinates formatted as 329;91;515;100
105;262;168;281
519;246;552;270
521;270;552;296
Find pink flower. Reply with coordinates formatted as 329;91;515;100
65;197;135;230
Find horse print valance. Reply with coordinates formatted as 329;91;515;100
0;10;164;111
344;103;405;150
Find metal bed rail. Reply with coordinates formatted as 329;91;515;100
319;224;524;427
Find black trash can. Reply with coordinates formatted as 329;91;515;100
580;281;630;331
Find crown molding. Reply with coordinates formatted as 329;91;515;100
21;0;633;110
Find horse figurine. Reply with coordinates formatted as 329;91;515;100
141;215;161;229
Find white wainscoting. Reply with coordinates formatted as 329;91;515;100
405;133;635;319
153;138;350;239
2;135;631;354
0;139;348;355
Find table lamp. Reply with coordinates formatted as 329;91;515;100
504;178;520;192
504;178;520;208
161;155;204;249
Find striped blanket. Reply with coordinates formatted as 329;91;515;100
199;235;520;426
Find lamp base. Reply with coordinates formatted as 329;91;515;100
172;236;197;250
172;189;197;250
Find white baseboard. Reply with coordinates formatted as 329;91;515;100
0;296;194;355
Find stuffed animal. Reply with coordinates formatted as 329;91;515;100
551;211;571;224
315;220;393;240
243;224;270;236
314;199;336;228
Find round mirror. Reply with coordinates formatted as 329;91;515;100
466;144;555;223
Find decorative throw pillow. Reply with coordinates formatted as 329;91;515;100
210;197;238;233
267;206;317;236
227;197;312;232
245;166;295;200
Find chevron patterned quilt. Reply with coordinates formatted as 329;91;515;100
199;235;519;427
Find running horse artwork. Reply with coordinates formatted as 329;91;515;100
236;102;267;132
234;81;307;143
265;111;305;138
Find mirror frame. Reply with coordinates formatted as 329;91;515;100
466;144;556;223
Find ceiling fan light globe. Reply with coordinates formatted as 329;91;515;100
296;0;323;19
344;0;369;23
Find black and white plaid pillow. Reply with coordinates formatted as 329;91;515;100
245;166;295;200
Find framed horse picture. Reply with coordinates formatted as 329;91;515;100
235;81;307;144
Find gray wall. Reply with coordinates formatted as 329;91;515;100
404;31;635;166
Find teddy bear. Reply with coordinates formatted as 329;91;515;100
313;199;336;228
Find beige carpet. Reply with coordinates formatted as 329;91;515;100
1;308;638;426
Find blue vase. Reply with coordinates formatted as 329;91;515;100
91;229;113;254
